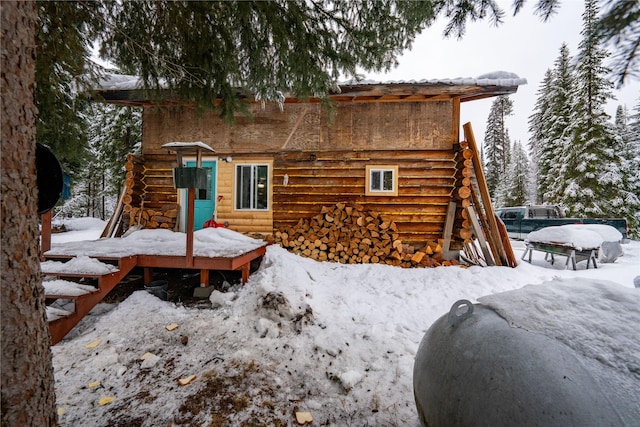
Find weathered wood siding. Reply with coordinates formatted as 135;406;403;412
142;101;455;153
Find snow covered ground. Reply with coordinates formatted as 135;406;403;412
48;219;640;426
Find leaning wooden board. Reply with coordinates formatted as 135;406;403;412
494;214;518;267
463;122;508;266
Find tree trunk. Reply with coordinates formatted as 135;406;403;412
1;2;57;425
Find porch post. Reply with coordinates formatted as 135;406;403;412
143;267;153;284
200;269;209;287
161;142;216;270
186;187;195;267
40;210;52;260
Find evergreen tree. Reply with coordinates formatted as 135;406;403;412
540;43;575;205
483;95;513;198
61;103;142;219
513;0;638;86
99;1;447;120
560;0;622;218
627;100;640;193
35;2;105;175
500;140;531;207
528;69;553;204
493;171;508;208
594;0;640;86
615;102;640;237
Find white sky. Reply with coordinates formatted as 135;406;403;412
367;0;639;151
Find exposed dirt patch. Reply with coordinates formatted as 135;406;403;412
175;360;289;427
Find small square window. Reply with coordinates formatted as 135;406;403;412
366;165;398;196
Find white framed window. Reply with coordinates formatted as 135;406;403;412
366;165;398;196
235;164;269;210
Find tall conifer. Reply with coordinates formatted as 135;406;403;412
528;69;553;204
541;43;575;205
500;140;531;207
62;104;142;219
483;95;513;199
615;102;640;237
36;2;105;175
559;0;621;217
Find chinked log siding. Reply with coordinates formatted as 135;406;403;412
272;149;457;245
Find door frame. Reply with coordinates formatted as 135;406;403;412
177;156;218;233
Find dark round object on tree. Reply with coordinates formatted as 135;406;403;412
36;143;63;214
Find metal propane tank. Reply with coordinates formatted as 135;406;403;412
413;300;634;427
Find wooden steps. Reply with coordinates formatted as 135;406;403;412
43;280;98;300
41;242;267;344
42;255;137;345
46;306;74;322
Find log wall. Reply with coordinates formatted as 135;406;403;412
123;154;179;232
129;98;467;252
272;149;457;246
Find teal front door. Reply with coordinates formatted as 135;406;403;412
185;161;216;231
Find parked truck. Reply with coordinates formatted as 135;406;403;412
495;205;629;241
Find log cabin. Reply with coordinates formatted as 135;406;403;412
96;72;525;265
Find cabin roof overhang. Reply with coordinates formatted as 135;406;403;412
94;72;526;107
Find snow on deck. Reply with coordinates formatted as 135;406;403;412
46;306;74;322
41;256;119;275
43;280;97;297
45;227;268;259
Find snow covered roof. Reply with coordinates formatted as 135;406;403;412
98;71;526;91
97;74;148;91
339;71;526;88
95;71;526;106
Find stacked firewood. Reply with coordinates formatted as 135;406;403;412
121;154;179;232
128;204;179;229
124;154;144;210
452;123;517;267
454;140;475;242
120;154;145;234
273;203;459;268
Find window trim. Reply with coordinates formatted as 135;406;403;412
234;163;270;211
365;165;398;196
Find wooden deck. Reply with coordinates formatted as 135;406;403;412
135;246;267;285
42;243;267;344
